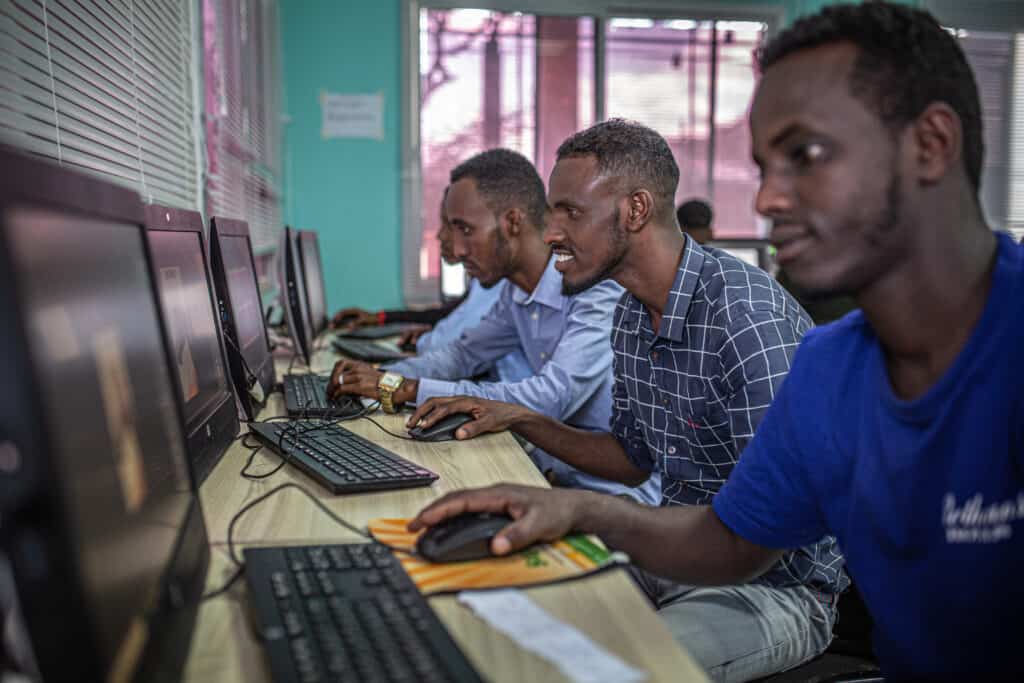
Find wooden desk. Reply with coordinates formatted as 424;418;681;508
199;395;545;545
184;343;709;682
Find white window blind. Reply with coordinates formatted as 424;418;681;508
959;30;1015;232
1009;34;1024;242
203;0;282;257
0;0;199;209
928;1;1024;241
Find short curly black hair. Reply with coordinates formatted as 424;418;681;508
450;148;547;230
676;199;713;230
758;1;983;192
556;119;680;221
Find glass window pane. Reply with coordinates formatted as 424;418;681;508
606;19;714;224
418;12;593;287
712;21;766;238
605;18;766;238
419;9;536;282
536;17;595;183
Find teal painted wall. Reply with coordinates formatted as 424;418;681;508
280;0;403;312
277;0;920;311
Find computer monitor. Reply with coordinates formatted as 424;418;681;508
298;229;327;336
0;149;208;682
278;226;314;367
704;239;774;273
209;216;276;421
145;205;239;482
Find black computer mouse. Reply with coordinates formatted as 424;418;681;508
399;339;418;353
416;512;514;563
407;412;474;442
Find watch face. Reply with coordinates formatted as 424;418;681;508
380;372;403;390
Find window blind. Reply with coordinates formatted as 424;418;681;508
0;0;199;209
960;30;1014;231
927;1;1024;240
1009;34;1024;241
203;0;282;257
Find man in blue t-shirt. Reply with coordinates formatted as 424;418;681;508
407;4;1023;680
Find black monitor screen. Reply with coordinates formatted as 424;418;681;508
148;230;230;431
299;231;326;335
219;233;271;373
5;206;192;675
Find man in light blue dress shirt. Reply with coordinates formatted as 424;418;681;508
414;192;532;382
415;278;533;383
327;149;659;504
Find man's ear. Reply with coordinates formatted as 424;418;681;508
623;189;655;233
912;102;962;186
502;207;525;237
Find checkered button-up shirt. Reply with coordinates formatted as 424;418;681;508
610;239;848;598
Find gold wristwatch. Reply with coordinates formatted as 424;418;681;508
378;371;405;414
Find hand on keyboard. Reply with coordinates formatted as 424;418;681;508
327;359;382;401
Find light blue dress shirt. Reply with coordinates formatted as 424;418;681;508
416;278;533;382
387;255;661;504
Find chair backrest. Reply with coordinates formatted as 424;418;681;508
829;582;876;661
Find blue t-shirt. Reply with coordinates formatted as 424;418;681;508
713;233;1024;679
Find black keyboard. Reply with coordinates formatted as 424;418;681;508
245;543;483;683
336;323;417;340
248;421;439;494
283;374;362;418
331;337;408;363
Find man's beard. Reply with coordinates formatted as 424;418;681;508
796;167;903;300
477;228;511;289
562;208;628;296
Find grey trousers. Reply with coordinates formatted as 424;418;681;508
629;567;835;683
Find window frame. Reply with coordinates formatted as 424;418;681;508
400;0;783;305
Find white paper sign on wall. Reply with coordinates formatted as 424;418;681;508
320;91;384;140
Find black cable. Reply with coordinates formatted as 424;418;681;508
239;442;265;477
240;395;367;480
232;416;295;475
200;564;245;601
225;483;375;566
223;332;259;390
358;413;417;441
237;398;315;480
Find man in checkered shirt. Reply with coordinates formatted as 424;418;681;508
409;119;847;682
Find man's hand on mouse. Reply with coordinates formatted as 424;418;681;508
396;324;430;349
407;396;528;440
326;358;418;404
408;484;588;556
330;307;376;330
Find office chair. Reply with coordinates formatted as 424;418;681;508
755;582;883;683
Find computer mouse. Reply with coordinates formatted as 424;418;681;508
415;512;513;563
398;339;418;353
407;412;474;442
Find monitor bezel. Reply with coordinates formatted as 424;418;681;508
297;229;327;337
0;146;208;683
278;226;313;368
144;204;240;483
208;216;276;421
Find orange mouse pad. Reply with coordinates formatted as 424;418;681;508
367;517;624;595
